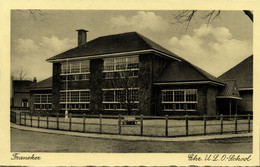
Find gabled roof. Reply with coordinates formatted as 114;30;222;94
47;32;182;62
217;80;241;99
29;77;52;90
218;55;253;89
154;60;225;86
13;80;34;93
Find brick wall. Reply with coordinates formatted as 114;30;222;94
13;92;30;107
90;59;104;114
52;63;61;113
238;90;253;113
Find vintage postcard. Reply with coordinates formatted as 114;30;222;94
0;0;259;166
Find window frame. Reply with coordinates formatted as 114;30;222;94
34;94;52;110
162;89;198;111
102;88;139;111
61;60;90;82
103;56;139;79
60;89;90;110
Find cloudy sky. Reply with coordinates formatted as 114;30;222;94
11;10;252;81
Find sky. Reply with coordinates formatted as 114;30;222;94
11;10;253;81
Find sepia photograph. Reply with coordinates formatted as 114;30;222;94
0;1;258;165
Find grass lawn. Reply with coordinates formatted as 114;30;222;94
20;115;252;137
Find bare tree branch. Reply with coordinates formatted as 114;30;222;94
173;10;252;30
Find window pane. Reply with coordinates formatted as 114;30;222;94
164;104;173;110
127;57;139;69
187;103;196;110
115;90;126;102
130;89;138;101
104;90;114;102
163;91;173;102
81;61;90;73
47;95;52;103
71;92;79;102
35;104;41;109
174;91;184;102
70;61;80;73
35;95;41;103
41;95;47;103
105;72;114;79
60;92;66;102
80;91;90;102
186;90;197;102
104;59;114;71
61;63;70;74
175;103;185;110
116;57;126;70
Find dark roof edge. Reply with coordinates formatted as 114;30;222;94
46;49;182;63
186;61;225;85
218;54;253;78
136;32;182;61
153;80;225;86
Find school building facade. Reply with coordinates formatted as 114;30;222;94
28;30;252;116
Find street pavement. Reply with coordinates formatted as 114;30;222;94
11;123;252;142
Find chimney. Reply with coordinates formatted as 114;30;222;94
76;29;88;46
33;77;37;83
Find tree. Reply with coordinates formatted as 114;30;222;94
173;10;253;30
104;70;139;115
11;68;30;80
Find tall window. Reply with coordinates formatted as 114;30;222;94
61;60;90;81
60;90;90;110
34;94;52;110
103;56;139;79
103;88;139;110
162;89;197;111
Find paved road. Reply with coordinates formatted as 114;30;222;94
11;128;252;153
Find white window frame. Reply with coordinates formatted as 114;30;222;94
61;60;90;82
60;89;90;110
34;94;52;110
103;56;139;72
162;89;198;111
21;99;29;107
102;88;139;110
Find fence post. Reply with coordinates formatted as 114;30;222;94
24;113;27;126
165;115;168;137
57;113;59;130
46;112;49;129
140;115;143;136
69;113;72;131
235;114;238;134
118;114;122;135
83;114;86;132
38;112;40;128
185;115;188;136
99;114;102;134
203;115;207;135
248;114;251;132
220;114;223;134
30;113;33;127
19;112;22;125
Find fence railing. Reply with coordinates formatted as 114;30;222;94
18;112;253;137
11;111;16;123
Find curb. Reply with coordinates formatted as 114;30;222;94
11;123;252;142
